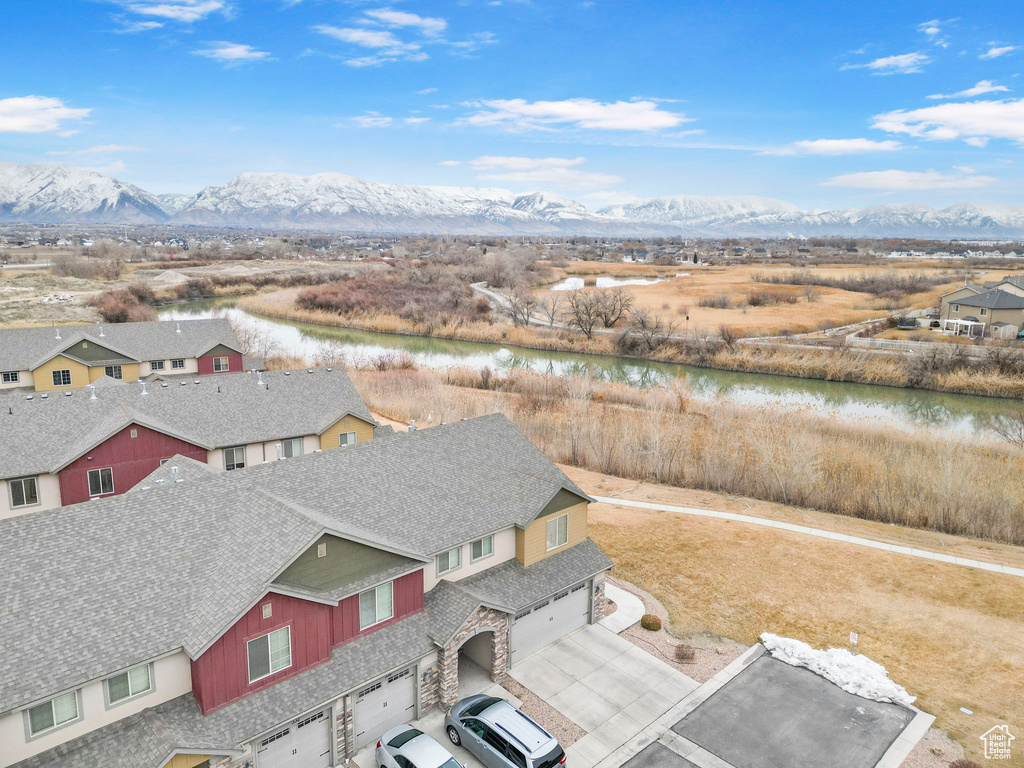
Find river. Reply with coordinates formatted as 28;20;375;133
160;298;1022;436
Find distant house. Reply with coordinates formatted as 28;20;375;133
939;284;1024;338
0;319;247;393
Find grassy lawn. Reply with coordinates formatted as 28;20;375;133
575;470;1024;765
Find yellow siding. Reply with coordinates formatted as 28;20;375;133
31;355;90;392
319;415;374;450
516;501;588;566
87;362;140;383
163;754;217;768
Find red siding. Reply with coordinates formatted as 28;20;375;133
197;352;243;376
192;593;333;714
57;423;208;506
192;570;424;714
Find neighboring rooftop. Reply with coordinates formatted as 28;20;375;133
0;367;376;479
0;318;241;371
952;288;1024;310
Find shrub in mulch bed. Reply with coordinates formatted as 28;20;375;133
640;613;662;631
675;644;696;662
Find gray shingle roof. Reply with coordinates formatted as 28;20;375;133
0;414;591;715
954;288;1024;310
0;318;241;372
0;368;376;479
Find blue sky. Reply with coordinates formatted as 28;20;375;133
1;0;1023;210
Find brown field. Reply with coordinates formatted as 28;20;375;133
582;474;1024;766
537;263;1024;337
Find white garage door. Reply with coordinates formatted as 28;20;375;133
352;667;417;750
256;709;333;768
510;580;591;663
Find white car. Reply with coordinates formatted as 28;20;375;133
375;724;464;768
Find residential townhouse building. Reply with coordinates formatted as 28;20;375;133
0;368;378;518
0;413;613;768
939;282;1024;338
0;319;251;393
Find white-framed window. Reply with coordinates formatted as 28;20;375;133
224;446;246;471
951;304;960;312
106;663;152;705
436;546;462;576
171;359;185;370
9;476;39;508
247;626;292;683
281;438;303;459
51;369;72;387
546;514;569;551
338;431;358;446
149;360;165;371
471;535;494;562
980;308;988;316
88;467;114;497
213;356;230;372
104;365;123;380
26;691;80;737
2;371;19;383
359;582;394;630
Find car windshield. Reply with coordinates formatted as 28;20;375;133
535;745;565;768
463;696;503;717
439;759;462;768
387;728;423;748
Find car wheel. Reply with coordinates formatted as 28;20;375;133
447;726;461;746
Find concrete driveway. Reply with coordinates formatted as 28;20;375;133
508;623;700;767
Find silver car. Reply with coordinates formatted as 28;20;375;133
375;724;464;768
444;695;566;768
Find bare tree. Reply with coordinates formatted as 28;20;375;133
986;412;1024;449
626;307;677;352
595;287;633;328
563;289;601;338
718;324;737;348
498;285;537;327
537;294;563;326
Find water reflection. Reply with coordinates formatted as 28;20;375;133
547;276;667;291
159;299;1023;436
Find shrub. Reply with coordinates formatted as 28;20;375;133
640;613;662;631
675;644;696;662
174;278;216;300
89;289;157;323
698;293;732;309
746;289;798;307
125;282;157;305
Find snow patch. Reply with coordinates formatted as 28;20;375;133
760;633;915;706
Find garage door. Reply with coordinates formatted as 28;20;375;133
256;709;332;768
352;667;417;750
510;580;591;663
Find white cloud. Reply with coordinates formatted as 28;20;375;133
917;19;950;48
194;42;271;65
451;155;622;190
765;138;903;156
417;87;438;95
48;144;144;156
83;160;128;175
112;19;165;32
314;24;424;66
123;0;228;23
363;8;447;36
873;98;1024;145
927;80;1010;99
350;114;393;127
404;116;430;124
842;52;930;74
438;160;462;166
469;156;587;170
980;44;1018;59
822;169;996;190
458;98;690;131
0;96;91;133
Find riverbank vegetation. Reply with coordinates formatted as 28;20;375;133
335;364;1024;545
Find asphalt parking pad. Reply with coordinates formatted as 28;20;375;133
671;655;916;768
621;742;699;768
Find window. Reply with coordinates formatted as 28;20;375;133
2;371;19;383
106;664;152;705
213;356;230;372
224;446;246;471
281;438;303;459
462;718;488;738
247;626;292;683
104;365;123;380
952;304;960;312
359;582;394;629
88;467;114;497
980;308;988;316
171;359;185;370
149;360;165;371
471;535;494;562
338;431;358;446
27;692;79;737
436;546;462;575
546;514;569;551
51;369;72;387
9;476;39;508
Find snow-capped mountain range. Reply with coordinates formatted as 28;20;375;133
3;162;1024;238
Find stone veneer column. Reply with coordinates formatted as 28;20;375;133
437;606;511;709
593;577;610;619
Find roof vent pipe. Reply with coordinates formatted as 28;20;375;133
408;420;416;432
156;478;165;487
171;466;180;483
257;371;264;386
87;385;97;400
175;322;181;334
98;325;105;337
140;382;148;395
276;443;282;460
54;324;61;340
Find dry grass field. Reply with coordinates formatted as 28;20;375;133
579;473;1024;766
538;262;1023;337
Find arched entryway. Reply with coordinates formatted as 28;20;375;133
438;607;510;708
458;630;496;697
